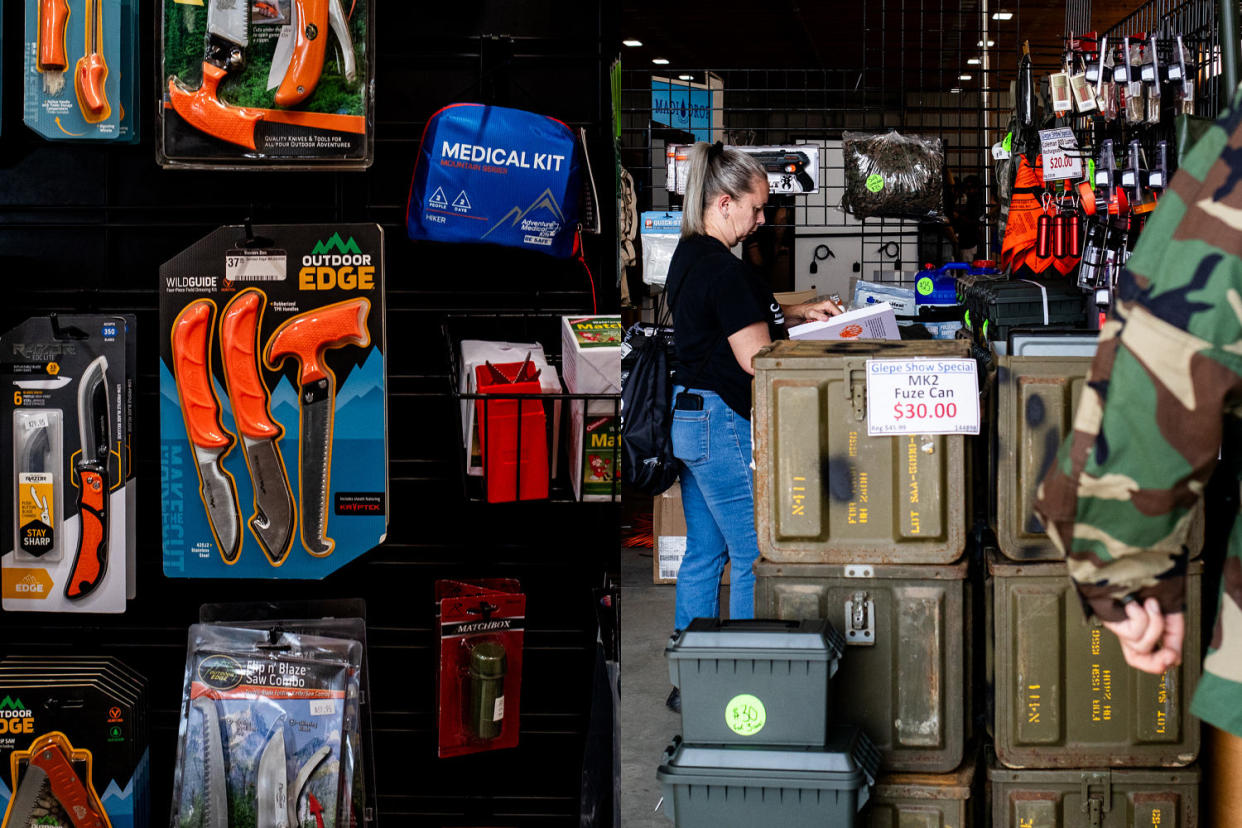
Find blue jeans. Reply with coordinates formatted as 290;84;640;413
670;386;759;630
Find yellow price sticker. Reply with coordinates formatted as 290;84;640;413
725;694;766;736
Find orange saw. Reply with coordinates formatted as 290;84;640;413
167;0;357;150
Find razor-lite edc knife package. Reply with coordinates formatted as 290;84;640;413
158;0;373;169
406;103;584;258
159;224;387;579
436;580;526;758
23;0;140;143
170;624;363;828
0;656;150;828
1;315;135;613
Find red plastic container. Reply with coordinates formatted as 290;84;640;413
474;362;549;503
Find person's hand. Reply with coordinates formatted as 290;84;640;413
1101;598;1185;674
797;299;844;322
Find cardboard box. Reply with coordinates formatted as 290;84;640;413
773;289;819;306
562;316;623;501
652;482;728;585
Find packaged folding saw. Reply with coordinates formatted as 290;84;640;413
170;624;363;828
158;0;373;168
1;315;135;613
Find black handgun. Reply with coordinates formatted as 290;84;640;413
748;150;816;193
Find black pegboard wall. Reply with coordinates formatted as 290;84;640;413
0;2;620;826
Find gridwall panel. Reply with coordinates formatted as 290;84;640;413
0;1;620;826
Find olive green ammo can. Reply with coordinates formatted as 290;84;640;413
988;552;1202;769
753;340;971;564
988;760;1200;827
754;557;970;772
863;751;979;827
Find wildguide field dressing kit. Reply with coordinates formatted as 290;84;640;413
159;224;387;579
561;316;622;502
407;103;585;258
1;315;135;614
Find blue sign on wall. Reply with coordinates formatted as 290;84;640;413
651;78;715;142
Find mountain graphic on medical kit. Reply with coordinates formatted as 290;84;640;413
481;188;568;239
100;778;134;815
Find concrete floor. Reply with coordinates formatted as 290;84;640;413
619;545;728;828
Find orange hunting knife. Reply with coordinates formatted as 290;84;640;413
66;356;109;601
264;298;370;557
275;0;357;106
172;300;243;563
220;289;296;566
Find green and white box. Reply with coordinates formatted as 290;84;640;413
561;315;622;501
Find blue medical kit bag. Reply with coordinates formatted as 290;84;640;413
406;103;582;258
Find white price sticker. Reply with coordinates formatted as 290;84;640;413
865;359;980;436
22;413;51;431
225;250;287;283
1038;127;1083;182
309;700;336;717
493;695;505;722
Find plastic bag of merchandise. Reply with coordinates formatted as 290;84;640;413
840;131;945;220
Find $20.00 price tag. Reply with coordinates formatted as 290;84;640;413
865;359;980;436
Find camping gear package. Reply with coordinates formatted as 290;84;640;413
840;131;944;220
407;103;583;258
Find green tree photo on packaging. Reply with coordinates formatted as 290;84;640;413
164;0;366;114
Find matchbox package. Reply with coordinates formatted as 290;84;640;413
158;0;373;169
159;224;387;579
406;103;583;257
561;316;622;502
169;623;363;828
1;315;135;614
24;0;140;143
436;580;526;758
0;656;150;828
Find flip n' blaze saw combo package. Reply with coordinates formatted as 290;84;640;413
1;316;135;614
24;0;139;142
160;224;387;579
170;623;364;828
158;0;372;168
0;656;150;828
436;580;526;758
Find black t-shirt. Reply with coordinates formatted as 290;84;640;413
665;234;786;418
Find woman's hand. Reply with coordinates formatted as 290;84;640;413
783;299;844;325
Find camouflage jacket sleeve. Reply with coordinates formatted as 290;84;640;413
1034;101;1242;623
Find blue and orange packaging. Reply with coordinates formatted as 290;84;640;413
23;0;139;142
0;657;149;828
159;224;387;579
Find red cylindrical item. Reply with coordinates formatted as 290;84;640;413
1036;213;1053;258
1068;212;1081;255
1053;213;1069;258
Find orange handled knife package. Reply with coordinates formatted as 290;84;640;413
0;659;151;828
23;0;139;142
1;315;135;613
159;224;388;579
157;0;372;169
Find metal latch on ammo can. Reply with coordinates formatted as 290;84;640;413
843;360;867;421
844;589;875;646
1081;770;1112;828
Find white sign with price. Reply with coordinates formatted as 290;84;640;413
865;359;980;436
1038;127;1083;182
